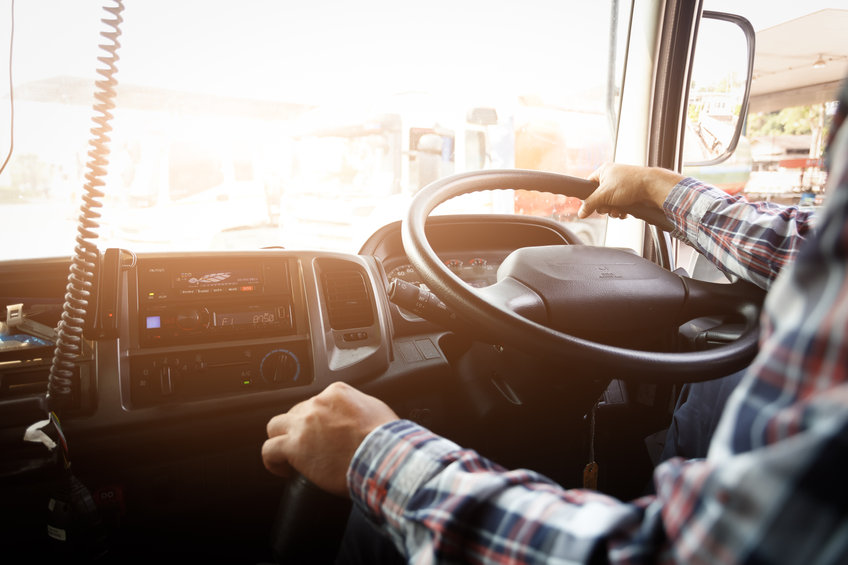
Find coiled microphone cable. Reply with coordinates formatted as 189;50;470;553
47;0;125;411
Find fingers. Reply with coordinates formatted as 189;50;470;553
579;200;613;219
264;409;301;477
580;163;612;219
260;383;400;494
266;392;314;438
261;434;295;477
266;412;287;438
580;167;603;217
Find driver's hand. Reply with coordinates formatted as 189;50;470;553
578;163;683;220
262;382;399;496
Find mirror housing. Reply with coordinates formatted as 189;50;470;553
683;11;755;167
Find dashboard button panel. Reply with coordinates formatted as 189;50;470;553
129;341;311;407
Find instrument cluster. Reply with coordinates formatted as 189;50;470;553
386;256;499;290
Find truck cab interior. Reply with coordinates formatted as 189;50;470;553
0;0;844;562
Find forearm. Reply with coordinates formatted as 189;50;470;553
348;420;655;564
663;178;814;289
347;408;848;565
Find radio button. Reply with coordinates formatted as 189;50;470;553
175;309;210;332
160;365;174;395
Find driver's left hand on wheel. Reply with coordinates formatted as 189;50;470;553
262;382;399;496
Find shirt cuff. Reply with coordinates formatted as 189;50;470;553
662;177;730;246
347;419;462;529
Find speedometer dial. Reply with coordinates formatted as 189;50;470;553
387;264;425;287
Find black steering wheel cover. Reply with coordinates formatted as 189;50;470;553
401;169;761;383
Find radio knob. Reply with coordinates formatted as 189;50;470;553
175;308;209;331
261;349;300;385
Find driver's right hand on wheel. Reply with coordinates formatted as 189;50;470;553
579;163;684;220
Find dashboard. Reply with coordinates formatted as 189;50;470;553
0;214;581;427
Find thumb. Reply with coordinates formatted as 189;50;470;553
580;164;608;219
578;190;604;219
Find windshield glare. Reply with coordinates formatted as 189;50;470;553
0;0;625;260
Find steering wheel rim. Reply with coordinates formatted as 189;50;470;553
401;169;764;383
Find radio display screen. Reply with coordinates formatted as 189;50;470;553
213;309;278;328
138;258;289;304
173;269;261;291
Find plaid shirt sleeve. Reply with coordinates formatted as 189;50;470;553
347;95;848;564
348;419;658;563
663;178;815;289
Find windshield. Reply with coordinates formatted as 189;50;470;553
0;0;629;260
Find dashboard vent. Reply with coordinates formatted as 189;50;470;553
322;270;374;330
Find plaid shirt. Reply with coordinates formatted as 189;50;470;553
664;178;814;290
348;117;848;563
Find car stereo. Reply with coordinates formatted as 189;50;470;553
136;257;296;346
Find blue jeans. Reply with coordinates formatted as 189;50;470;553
660;370;746;461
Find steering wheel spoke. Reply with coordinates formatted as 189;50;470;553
475;278;547;326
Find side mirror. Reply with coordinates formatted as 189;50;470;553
683;11;755;167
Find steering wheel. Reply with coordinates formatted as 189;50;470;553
401;169;765;383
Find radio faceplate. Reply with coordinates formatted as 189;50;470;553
136;257;295;347
139;301;294;346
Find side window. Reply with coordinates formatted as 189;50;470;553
744;103;833;208
679;6;843;279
